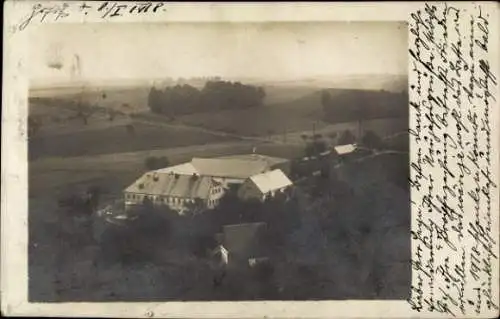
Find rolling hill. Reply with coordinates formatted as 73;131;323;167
28;73;408;158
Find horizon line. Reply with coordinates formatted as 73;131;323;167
30;73;408;90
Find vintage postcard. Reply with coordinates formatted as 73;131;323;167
1;1;499;318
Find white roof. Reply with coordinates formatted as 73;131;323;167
191;157;269;179
249;169;292;194
334;144;357;155
156;162;198;175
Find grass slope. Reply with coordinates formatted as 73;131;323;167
29;122;238;159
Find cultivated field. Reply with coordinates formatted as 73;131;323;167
30;86;150;113
29;121;240;159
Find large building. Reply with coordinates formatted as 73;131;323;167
216;154;291;176
124;154;292;213
124;171;225;214
190;157;270;186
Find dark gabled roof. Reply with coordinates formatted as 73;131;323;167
223;222;268;257
124;172;215;199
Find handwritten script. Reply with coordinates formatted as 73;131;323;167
408;3;498;317
18;1;166;31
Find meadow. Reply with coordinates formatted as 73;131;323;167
29;121;239;159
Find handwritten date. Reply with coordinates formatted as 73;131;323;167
96;2;165;19
17;2;166;31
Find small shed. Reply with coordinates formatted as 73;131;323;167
221;222;268;265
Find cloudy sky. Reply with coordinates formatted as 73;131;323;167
30;21;407;85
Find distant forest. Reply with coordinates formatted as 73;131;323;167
148;80;266;117
321;89;408;123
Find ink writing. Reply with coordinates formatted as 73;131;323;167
408;3;498;317
17;1;167;31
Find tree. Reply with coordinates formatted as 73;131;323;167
157;156;169;168
145;157;158;170
321;90;332;110
305;140;327;157
300;134;309;143
75;102;96;125
338;130;356;145
328;132;337;139
147;80;265;115
361;131;384;150
86;185;101;213
99;204;174;264
144;156;170;170
147;87;162;114
313;133;323;141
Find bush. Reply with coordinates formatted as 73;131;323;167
361;131;385;150
144;156;170;170
305;140;327;157
99;205;174;264
338;130;356;145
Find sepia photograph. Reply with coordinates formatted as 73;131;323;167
27;21;410;302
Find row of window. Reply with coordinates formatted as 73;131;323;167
262;187;289;200
212;187;223;195
126;193;196;205
208;198;220;207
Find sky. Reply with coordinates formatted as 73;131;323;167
29;21;408;86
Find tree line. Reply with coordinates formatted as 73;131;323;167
148;80;266;117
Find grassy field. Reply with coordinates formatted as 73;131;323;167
30;86;150;112
29;121;240;159
171;87;327;136
29;83;314;116
173;88;408;138
29;82;408;146
173;106;326;137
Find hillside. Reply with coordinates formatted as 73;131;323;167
29;87;150;113
321;88;408;123
173;86;408;138
246;74;407;92
27;77;408;158
28;121;239;159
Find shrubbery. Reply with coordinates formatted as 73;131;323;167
144;156;169;170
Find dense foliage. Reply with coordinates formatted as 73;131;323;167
144;156;170;170
148;81;266;117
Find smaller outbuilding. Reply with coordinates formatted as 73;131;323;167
237;169;293;202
